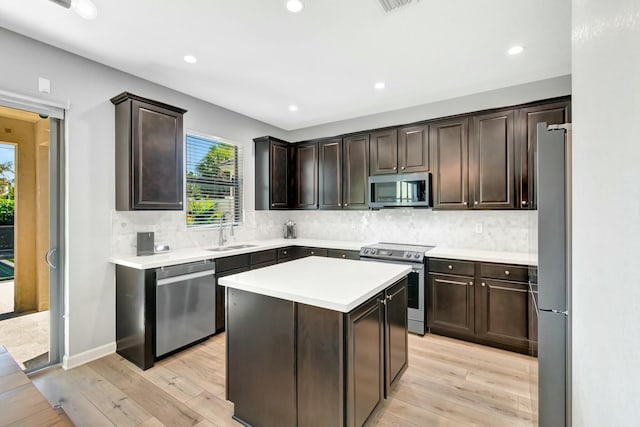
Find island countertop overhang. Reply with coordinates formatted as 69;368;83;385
219;256;412;313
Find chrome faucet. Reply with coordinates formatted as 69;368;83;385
218;213;227;247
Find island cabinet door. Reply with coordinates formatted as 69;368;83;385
346;293;384;427
384;277;408;395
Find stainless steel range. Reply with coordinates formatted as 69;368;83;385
359;242;434;335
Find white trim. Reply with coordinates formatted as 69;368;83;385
62;342;116;370
0;87;69;119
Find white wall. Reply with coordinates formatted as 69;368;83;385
0;28;287;361
572;0;640;425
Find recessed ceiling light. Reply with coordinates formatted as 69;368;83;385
289;105;298;112
374;82;386;90
71;0;97;20
286;0;304;13
508;45;524;56
183;55;197;64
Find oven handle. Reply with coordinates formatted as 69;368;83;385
360;257;424;273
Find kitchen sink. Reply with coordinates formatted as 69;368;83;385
206;244;259;252
226;244;259;249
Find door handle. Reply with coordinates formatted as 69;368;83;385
45;248;57;269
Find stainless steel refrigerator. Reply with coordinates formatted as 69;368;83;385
534;122;572;426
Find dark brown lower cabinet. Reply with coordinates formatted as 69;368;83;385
428;259;537;354
346;294;384;427
384;278;409;394
227;278;408;427
428;273;475;338
476;279;530;351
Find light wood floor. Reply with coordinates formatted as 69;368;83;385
29;333;538;427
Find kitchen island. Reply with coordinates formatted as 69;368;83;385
220;256;411;427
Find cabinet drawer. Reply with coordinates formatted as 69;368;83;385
327;249;360;260
216;254;250;273
250;249;277;265
479;263;529;282
428;259;475;276
277;247;292;261
292;247;328;259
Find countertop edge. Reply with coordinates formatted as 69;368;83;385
220;264;412;313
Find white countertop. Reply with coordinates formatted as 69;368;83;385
427;247;537;266
220;256;411;312
110;238;537;269
110;238;374;269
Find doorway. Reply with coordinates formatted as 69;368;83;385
0;103;64;372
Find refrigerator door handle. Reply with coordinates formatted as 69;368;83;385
539;308;569;316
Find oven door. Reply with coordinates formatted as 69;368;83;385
360;257;425;335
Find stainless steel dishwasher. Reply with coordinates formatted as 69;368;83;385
155;260;216;357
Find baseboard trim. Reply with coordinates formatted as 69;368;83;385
62;342;116;370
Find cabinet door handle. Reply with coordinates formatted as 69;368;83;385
311;251;315;255
338;203;342;207
283;250;288;255
481;282;486;287
387;294;393;301
521;200;527;206
505;270;510;276
469;281;474;286
393;167;397;170
341;254;346;258
474;201;479;206
179;201;183;205
380;298;387;305
448;265;453;270
344;203;348;207
271;203;275;207
401;166;405;170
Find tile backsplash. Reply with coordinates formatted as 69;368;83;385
112;208;536;256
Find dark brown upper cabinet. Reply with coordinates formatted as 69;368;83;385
516;100;571;210
318;138;343;210
343;134;370;209
254;136;292;210
398;125;430;173
430;117;469;210
294;142;318;209
112;92;186;211
470;110;516;209
369;129;398;175
369;126;430;176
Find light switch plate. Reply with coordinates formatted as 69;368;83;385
38;77;50;94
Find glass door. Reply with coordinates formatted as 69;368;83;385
0;99;64;372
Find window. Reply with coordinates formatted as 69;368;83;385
185;134;243;227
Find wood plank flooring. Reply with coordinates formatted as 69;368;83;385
30;333;538;426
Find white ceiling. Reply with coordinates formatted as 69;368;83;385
0;0;571;130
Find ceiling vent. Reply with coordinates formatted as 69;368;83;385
378;0;417;13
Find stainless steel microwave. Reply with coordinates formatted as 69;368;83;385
368;172;432;209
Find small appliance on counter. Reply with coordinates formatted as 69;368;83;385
137;232;155;256
284;220;297;239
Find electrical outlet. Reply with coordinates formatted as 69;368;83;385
475;223;483;234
